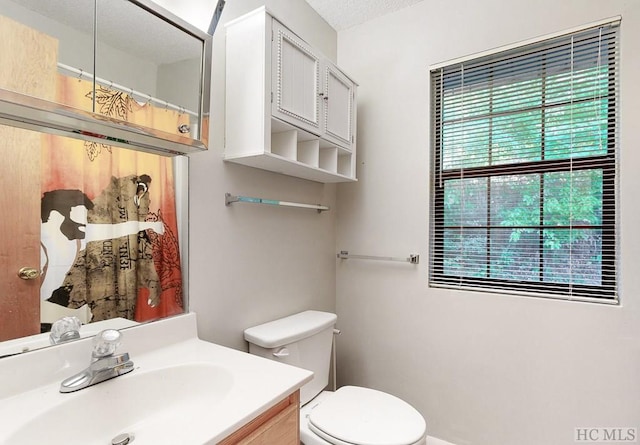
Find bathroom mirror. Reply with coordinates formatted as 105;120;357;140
0;118;188;357
0;0;213;155
0;0;224;357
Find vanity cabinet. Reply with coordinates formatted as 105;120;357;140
219;390;299;445
225;7;357;183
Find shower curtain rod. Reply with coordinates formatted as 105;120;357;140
57;63;199;118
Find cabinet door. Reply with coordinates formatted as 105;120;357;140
271;19;322;135
323;62;355;149
219;391;300;445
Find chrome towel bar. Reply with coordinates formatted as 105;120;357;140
225;193;329;212
337;250;420;264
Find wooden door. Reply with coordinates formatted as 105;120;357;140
0;15;58;341
0;128;42;341
271;19;322;136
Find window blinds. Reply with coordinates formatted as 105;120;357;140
429;19;620;303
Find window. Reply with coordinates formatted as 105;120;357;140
429;19;619;303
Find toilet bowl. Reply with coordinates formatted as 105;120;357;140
244;310;427;445
301;388;426;445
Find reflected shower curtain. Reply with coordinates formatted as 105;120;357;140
40;76;184;323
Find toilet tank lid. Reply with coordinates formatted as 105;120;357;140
244;310;337;348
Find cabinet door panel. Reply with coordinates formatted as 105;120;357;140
272;20;321;135
219;391;300;445
323;63;354;149
240;402;299;445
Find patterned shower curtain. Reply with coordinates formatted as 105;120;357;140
40;76;185;323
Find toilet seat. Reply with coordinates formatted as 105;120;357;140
307;386;426;445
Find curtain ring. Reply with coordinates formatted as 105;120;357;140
78;69;83;82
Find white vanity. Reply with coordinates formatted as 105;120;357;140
0;313;312;444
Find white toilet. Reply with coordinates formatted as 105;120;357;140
244;310;427;445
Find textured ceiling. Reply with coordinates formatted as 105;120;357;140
305;0;424;31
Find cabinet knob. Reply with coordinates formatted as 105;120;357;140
178;124;191;134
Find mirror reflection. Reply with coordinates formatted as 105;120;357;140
0;120;185;352
0;0;205;142
0;0;211;356
95;0;204;139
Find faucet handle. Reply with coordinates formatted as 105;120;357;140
92;329;122;359
50;316;82;345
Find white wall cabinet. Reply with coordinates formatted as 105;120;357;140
225;7;357;183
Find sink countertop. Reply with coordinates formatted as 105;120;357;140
0;313;313;444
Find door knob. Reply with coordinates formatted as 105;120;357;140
17;267;39;280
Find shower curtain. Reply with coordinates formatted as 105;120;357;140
40;76;185;324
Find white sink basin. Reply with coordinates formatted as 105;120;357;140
6;364;234;445
0;313;313;444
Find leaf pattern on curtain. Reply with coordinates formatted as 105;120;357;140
83;86;133;161
89;85;132;120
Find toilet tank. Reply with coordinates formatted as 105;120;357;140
244;310;337;405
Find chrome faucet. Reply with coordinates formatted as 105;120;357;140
60;329;134;393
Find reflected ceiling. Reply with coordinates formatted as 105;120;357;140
14;0;200;64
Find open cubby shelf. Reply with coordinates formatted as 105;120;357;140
269;120;353;178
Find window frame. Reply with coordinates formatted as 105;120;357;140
429;19;619;303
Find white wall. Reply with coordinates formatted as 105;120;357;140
187;0;339;351
335;1;640;444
